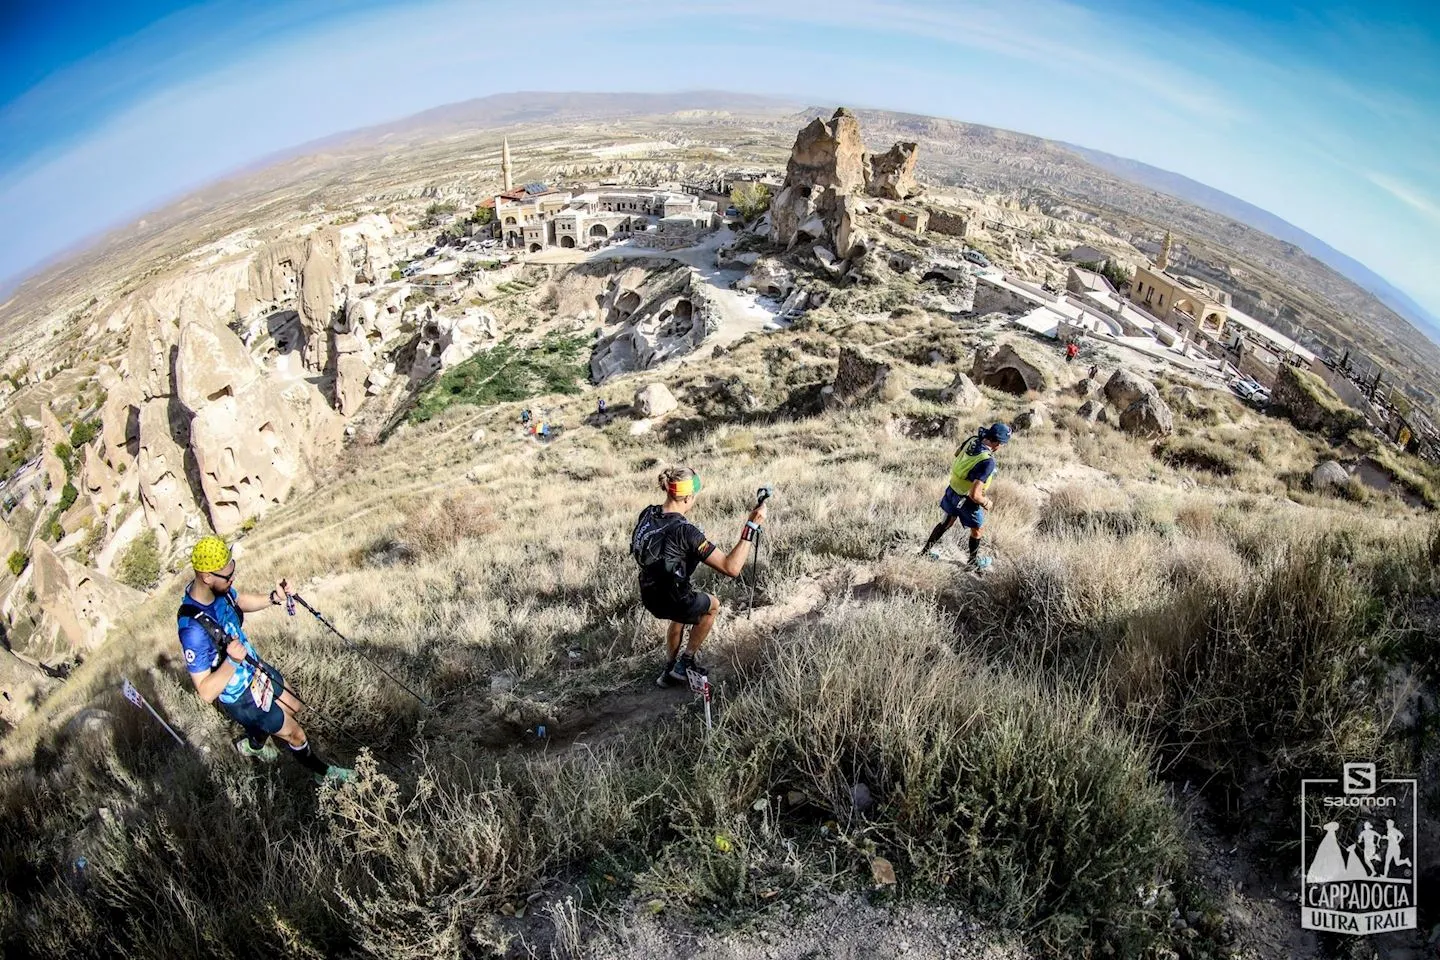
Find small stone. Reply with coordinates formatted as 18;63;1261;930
871;857;897;886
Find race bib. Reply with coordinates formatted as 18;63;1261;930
249;669;276;711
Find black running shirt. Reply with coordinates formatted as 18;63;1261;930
631;505;716;591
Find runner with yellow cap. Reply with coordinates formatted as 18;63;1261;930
177;535;352;784
631;466;767;687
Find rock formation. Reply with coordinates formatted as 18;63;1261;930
1269;365;1366;439
767;108;924;269
40;405;66;503
174;313;342;534
591;267;720;381
823;347;895;409
971;343;1050;395
1076;399;1103;422
938;371;984;409
30;540;143;653
735;259;796;299
1014;405;1049;431
634;383;679;418
1119;394;1175;438
1103;369;1159;410
866;142;920;200
125;298;182;402
768;109;870;260
1310;460;1350;491
136;399;201;551
408;309;499;384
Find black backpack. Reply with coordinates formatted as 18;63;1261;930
630;506;686;578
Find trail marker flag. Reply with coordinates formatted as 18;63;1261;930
120;676;185;746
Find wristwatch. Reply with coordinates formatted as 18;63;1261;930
269;589;282;606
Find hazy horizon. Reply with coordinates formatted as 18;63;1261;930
3;1;1439;329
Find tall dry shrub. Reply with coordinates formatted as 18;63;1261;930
1112;533;1398;782
655;597;1182;953
399;492;497;558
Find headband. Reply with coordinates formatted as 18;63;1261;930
667;473;701;497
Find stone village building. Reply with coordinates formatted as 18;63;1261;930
1127;232;1230;341
492;139;720;253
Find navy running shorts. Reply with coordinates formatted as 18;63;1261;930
219;664;288;735
941;486;985;530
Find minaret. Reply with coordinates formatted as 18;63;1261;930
501;138;513;192
1156;231;1173;272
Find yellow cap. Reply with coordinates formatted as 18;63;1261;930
191;536;231;573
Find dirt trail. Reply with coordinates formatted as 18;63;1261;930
537;577;831;755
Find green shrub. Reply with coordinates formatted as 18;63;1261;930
69;420;99;448
115;530;161;591
54;442;73;474
408;333;588;423
58;482;77;512
729;182;772;221
1155;436;1236;475
6;551;26;576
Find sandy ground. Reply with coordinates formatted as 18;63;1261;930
579;894;1032;960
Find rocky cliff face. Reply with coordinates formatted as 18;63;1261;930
591;262;719;381
174;313;342;534
40;405;66;503
768;108;922;269
866;142;920;201
29;540;143;654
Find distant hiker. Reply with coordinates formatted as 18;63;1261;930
520;408;532;426
920;422;1011;568
538;421;550;439
631;466;766;687
177;536;352;784
597;397;608;415
1065;341;1079;363
1087;363;1099;381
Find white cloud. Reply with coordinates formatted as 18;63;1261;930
1365;173;1440;224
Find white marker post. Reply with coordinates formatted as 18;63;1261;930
687;669;713;733
121;677;185;746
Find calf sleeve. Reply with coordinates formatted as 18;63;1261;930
288;740;330;775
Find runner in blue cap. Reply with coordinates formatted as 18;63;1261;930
920;422;1011;568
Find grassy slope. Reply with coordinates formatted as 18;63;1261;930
1;310;1436;959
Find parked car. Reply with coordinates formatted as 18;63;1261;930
961;249;991;268
1229;379;1266;401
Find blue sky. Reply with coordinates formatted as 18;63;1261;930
2;0;1438;324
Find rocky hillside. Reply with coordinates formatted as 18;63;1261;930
0;104;1436;960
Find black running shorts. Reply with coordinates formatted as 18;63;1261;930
640;585;713;625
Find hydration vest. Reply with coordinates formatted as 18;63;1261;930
630;505;689;584
949;435;996;496
177;592;246;671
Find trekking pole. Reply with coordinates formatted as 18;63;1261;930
282;583;430;707
748;486;772;619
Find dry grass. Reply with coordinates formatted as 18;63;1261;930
2;311;1437;959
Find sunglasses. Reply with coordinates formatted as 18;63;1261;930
210;563;237;583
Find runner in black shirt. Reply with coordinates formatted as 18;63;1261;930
631;465;767;686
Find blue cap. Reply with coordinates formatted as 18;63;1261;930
989;422;1012;444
